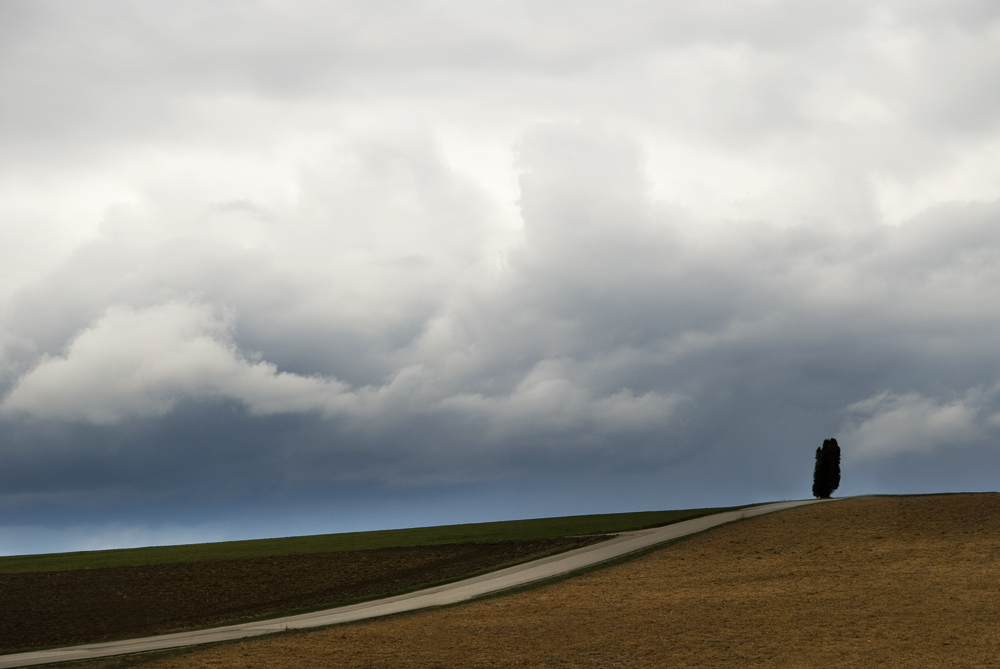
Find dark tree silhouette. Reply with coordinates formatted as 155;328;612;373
812;438;841;499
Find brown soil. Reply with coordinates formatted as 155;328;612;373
0;536;605;653
66;493;1000;668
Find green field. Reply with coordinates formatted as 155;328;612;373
0;505;751;573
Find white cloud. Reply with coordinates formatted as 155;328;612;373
0;296;685;439
0;300;357;423
840;388;1000;459
873;137;1000;225
443;358;685;436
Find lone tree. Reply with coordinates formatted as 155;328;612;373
812;438;841;499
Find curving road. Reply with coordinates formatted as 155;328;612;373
0;499;826;668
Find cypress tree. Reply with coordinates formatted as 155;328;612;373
812;438;841;499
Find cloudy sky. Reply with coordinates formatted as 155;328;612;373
2;0;1000;555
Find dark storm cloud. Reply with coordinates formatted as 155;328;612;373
2;1;1000;553
8;126;1000;466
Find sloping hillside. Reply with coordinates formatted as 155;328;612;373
75;493;1000;668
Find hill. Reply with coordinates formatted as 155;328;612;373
1;506;738;653
70;492;1000;668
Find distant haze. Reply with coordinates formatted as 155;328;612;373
2;0;1000;555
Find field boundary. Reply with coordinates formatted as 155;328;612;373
0;506;747;574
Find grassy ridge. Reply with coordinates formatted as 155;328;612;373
0;505;747;573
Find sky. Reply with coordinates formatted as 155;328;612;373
2;0;1000;556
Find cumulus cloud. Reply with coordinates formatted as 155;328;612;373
0;289;689;442
443;358;686;437
5;122;1000;465
0;301;356;423
840;387;1000;459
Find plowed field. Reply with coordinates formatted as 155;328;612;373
0;536;604;653
67;493;1000;668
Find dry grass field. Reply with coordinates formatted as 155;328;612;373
53;494;1000;667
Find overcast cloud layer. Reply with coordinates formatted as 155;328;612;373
2;0;1000;555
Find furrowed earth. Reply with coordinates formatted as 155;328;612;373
8;493;1000;667
0;536;606;653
